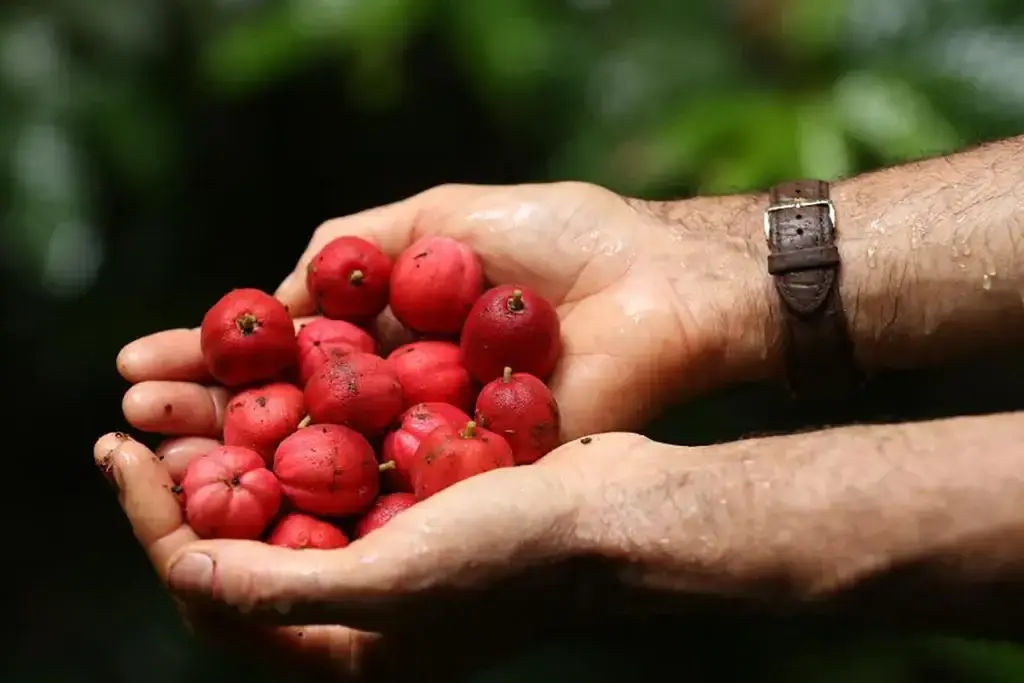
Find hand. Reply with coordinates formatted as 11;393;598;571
94;429;662;682
116;181;768;447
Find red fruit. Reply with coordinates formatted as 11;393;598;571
307;237;392;322
412;420;514;500
460;284;561;383
389;236;484;335
181;446;282;539
273;425;381;516
304;353;404;436
388;341;475;413
296;318;377;386
200;288;298;387
381;402;471;491
475;367;561;465
354;493;417;538
223;382;306;463
267;513;350;549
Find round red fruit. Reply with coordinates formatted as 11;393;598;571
460;284;561;383
181;446;282;539
223;382;306;464
354;493;417;538
267;513;350;549
304;352;404;436
381;402;471;491
389;236;484;335
412;420;514;500
200;288;298;387
307;237;392;323
296;318;377;386
475;367;561;465
388;341;474;413
273;425;380;516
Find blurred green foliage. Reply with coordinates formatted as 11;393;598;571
6;1;1024;681
6;0;1024;300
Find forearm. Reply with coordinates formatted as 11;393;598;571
589;411;1024;637
677;137;1024;378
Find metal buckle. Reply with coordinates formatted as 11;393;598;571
763;198;836;241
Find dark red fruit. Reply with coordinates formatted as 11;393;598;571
223;382;306;464
200;288;298;387
381;402;471;491
296;318;377;387
181;446;282;539
354;493;417;538
389;236;484;335
273;424;381;517
460;284;561;383
412;420;514;500
267;513;350;549
388;341;474;413
306;237;392;323
304;353;404;436
475;367;561;465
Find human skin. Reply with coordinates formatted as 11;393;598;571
100;137;1024;680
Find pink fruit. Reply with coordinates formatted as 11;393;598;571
200;288;298;387
460;284;562;383
223;382;306;463
306;237;392;323
273;424;381;516
304;353;404;436
388;341;475;413
267;513;350;549
296;318;377;386
474;367;561;465
389;236;485;335
181;446;282;539
381;402;471;491
354;493;417;538
412;420;514;500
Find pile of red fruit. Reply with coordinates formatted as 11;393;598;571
178;235;563;549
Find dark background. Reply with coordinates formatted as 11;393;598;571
5;1;1024;681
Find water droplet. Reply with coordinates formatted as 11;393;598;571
866;245;877;268
988;267;997;277
951;244;960;257
962;245;972;257
983;274;993;291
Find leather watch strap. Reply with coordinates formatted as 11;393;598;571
765;180;863;402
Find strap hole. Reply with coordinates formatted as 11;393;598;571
795;189;802;194
795;213;803;219
796;228;804;236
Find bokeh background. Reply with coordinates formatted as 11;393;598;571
6;0;1024;681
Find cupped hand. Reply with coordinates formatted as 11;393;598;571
95;429;659;682
116;182;766;447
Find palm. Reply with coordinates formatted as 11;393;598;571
120;181;719;440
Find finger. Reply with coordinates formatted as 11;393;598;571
275;185;486;316
163;465;578;632
156;437;221;482
123;382;229;437
118;318;318;384
93;433;198;573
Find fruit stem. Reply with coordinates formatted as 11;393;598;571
378;460;397;472
507;289;524;312
235;312;260;336
461;420;477;439
298;415;312;429
502;366;512;383
349;269;365;285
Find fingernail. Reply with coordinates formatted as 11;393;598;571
98;452;120;494
168;553;214;598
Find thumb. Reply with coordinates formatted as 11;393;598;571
275;184;484;317
165;465;581;632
